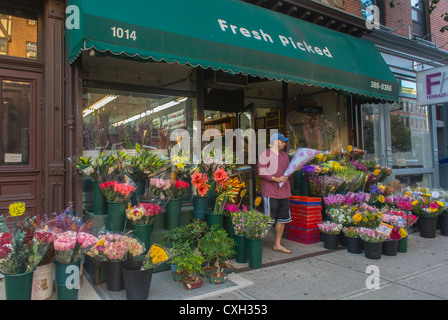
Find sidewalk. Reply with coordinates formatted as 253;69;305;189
1;228;447;300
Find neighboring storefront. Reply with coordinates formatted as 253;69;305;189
362;28;448;189
65;0;399;211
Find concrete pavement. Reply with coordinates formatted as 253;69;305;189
1;228;448;300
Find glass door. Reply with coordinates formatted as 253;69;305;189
361;97;437;188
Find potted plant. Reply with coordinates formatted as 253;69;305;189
87;232;145;291
198;228;235;284
411;191;445;238
174;248;205;290
317;222;342;250
122;244;173;300
243;209;271;269
126;202;163;254
191;171;210;220
358;227;387;260
342;226;362;254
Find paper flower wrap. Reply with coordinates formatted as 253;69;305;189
279;148;321;187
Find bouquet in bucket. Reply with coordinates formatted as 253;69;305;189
317;221;343;235
213;169;246;215
126;202;164;225
358;227;387;243
0;215;54;274
87;232;145;262
99;173;137;202
167;179;190;199
142;243;174;270
410;188;445;217
46;208;98;264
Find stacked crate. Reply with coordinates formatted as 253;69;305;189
286;196;322;245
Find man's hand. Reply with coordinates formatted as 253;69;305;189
272;175;288;183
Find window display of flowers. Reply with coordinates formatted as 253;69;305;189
126;202;163;225
100;180;137;202
358;227;387;243
87;232;144;262
317;222;342;234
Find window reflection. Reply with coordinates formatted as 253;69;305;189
0;13;38;59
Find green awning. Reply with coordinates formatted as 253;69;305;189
66;0;399;102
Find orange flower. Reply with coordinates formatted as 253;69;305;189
214;168;229;186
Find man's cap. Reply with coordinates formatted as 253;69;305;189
270;133;289;143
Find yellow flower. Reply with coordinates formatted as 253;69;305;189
429;206;437;213
322;155;328;162
316;153;323;160
378;195;385;203
399;228;407;238
347;145;353;152
353;213;362;222
373;169;380;176
254;197;262;206
437;201;444;208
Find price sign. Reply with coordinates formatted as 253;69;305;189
9;202;26;217
376;222;393;236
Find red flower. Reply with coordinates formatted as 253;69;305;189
174;180;190;190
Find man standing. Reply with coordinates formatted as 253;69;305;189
257;133;292;254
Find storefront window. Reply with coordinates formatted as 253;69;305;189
390;98;432;169
395;173;432;189
1;80;30;165
0;12;38;59
82;88;195;156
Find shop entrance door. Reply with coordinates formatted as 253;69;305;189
0;69;42;219
361;99;437;188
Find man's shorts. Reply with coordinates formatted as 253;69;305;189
263;197;292;224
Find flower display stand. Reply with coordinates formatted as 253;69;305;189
206;212;224;230
133;223;154;254
166;198;182;230
122;261;153;300
193;195;209;220
107;201;127;232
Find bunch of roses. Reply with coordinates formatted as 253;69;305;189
54;231;98;264
26;229;54;271
100;181;137;202
126;202;163;225
191;171;210;197
89;233;144;262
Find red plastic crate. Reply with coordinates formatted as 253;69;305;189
289;196;322;206
289;212;322;229
290;203;322;215
285;225;320;245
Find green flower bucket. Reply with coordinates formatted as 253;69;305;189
234;234;248;263
93;180;107;215
206;212;224;230
107;201;127;232
397;236;407;253
247;238;263;269
55;261;80;300
133;223;154;254
3;269;34;300
166;198;182;230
